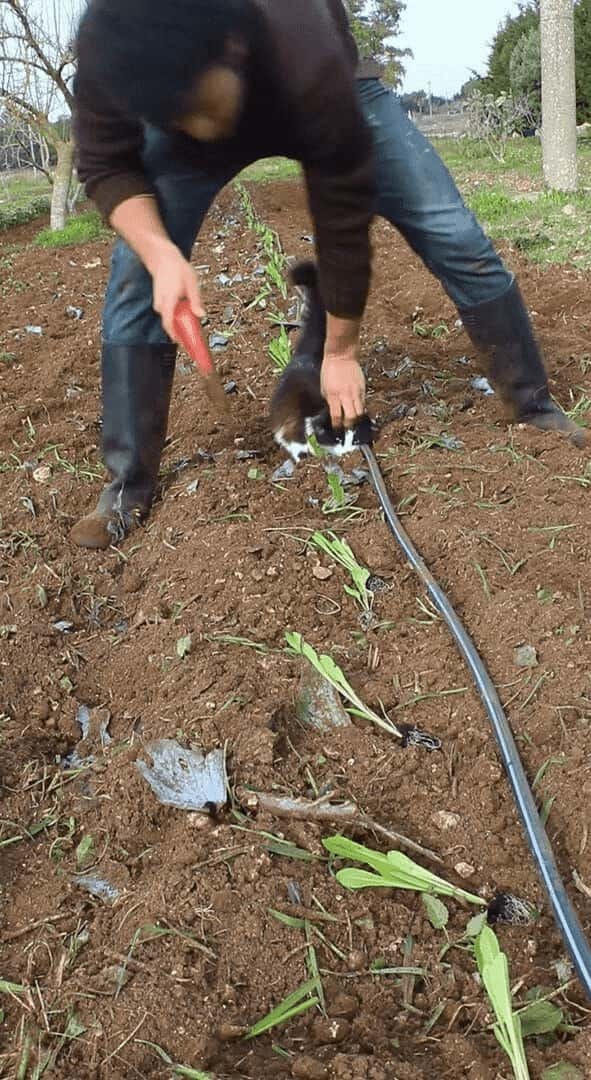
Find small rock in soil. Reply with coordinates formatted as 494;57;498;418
66;305;84;320
291;1056;328;1080
209;333;230;351
225;380;238;394
33;465;52;483
52;619;74;633
514;644;538;668
24;325;43;335
432;810;460;831
454;861;476;879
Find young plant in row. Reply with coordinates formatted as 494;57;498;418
309;530;372;614
285;632;402;739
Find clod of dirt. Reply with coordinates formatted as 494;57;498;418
296;663;351;733
291;1056;328;1080
136;740;227;812
312;1016;350;1045
346;950;366;972
328;993;359;1020
487;892;538;925
63;704;112;769
216;1023;247;1041
514;644;538;668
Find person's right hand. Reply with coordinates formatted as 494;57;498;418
150;246;204;340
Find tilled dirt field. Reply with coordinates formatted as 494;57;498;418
1;179;591;1079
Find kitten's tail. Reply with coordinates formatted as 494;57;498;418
289;259;326;361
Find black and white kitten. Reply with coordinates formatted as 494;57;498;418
269;260;372;461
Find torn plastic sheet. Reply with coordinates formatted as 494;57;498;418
136;740;227;812
62;705;112;769
75;874;120;903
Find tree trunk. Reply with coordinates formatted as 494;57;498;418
541;0;577;191
50;139;75;231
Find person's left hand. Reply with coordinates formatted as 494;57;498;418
321;344;366;429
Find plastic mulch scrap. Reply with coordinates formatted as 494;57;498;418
136;740;227;812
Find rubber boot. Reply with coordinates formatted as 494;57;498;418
70;344;176;549
460;280;585;447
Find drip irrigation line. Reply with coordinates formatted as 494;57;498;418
361;442;591;1000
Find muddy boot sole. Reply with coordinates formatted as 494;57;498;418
516;403;586;449
70;507;139;550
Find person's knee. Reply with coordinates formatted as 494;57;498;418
103;242;162;344
434;206;498;274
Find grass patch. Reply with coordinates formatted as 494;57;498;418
466;187;591;269
35;211;110;248
238;156;300;183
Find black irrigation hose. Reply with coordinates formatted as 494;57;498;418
361;443;591;1001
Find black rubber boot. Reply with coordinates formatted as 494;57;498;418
460;280;585;447
71;344;176;549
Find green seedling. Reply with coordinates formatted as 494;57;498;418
268;325;291;371
321;473;361;517
206;633;268;653
176;634;192;659
138;1041;212;1079
75;834;95;870
246;977;320;1039
309;531;372;613
285;632;402;739
323;835;486;906
475;925;530;1080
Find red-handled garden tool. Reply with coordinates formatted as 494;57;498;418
173;300;229;414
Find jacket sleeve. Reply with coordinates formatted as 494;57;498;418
299;68;375;321
73;65;154;222
258;0;375;320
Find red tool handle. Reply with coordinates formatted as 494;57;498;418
173;300;214;377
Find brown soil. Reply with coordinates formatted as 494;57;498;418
1;181;591;1080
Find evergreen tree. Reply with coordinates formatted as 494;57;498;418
486;3;540;95
343;0;410;86
575;0;591;120
510;24;541;119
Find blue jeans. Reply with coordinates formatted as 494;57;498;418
103;80;512;345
